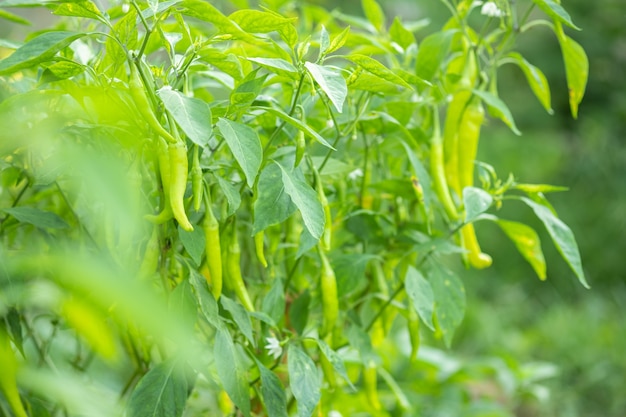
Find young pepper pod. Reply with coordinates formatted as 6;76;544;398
429;107;459;221
227;228;255;312
168;140;193;232
203;193;222;299
191;145;203;212
145;137;173;224
254;231;268;268
318;246;338;337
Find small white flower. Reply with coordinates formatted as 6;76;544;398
264;337;282;360
481;1;505;18
348;168;363;181
328;411;343;417
326;119;335;129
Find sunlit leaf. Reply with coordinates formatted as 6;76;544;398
217;118;262;188
473;89;521;135
505;52;553;114
531;0;580;30
288;345;321;417
304;62;347;113
215;328;251;417
555;26;588;119
495;219;547;280
158;87;213;147
462;187;493;222
404;266;435;330
428;262;465;347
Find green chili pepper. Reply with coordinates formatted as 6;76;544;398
191;145;203;212
461;223;492;269
407;303;420;361
318;246;338;337
294;130;305;168
138;226;160;279
128;62;176;144
203;191;222;299
254;231;268;268
0;329;28;417
443;90;472;196
227;227;255;312
168;140;193;232
363;361;381;411
429;107;459;221
145;137;173;224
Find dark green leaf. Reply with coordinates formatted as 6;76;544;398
178;224;205;267
288;345;321;417
189;270;220;328
404;266;435;331
253;163;297;234
2;207;68;230
428;262;465;348
262;278;286;325
215;328;251;417
256;359;288;417
304;62;347;113
289;290;310;335
127;359;188;417
216;176;241;217
276;162;324;241
521;197;588;288
0;31;85;75
221;296;256;348
217;118;262;188
333;253;376;298
158;87;213;147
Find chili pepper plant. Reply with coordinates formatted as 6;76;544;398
0;0;588;416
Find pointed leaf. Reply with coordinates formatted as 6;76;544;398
318;25;331;60
317;339;355;389
262;278;286;325
178;224;205;267
158;87;213;147
347;54;413;89
415;30;455;82
389;17;415;50
462;187;493;222
361;0;385;32
0;9;30;25
326;26;350;56
288;345;321;417
275;162;324;240
520;197;588;288
221;296;256;348
473;89;521;135
215;328;251;417
217;118;262;188
256;360;288;417
189;270;220;328
531;0;580;30
2;207;68;229
496;219;547;280
216;176;241;217
253;163;297;234
247;57;298;78
253;106;335;150
555;28;588;119
506;52;553;114
304;62;347;113
428;262;465;347
0;31;85;75
51;1;103;20
229;9;296;34
404;266;435;331
127;359;188;417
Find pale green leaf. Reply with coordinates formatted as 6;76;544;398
462;187;493;222
158;87;213;147
347;54;412;89
317;339;355;389
521;197;588;288
473;89;521;135
221;296;256;348
216;176;241;216
0;31;85;75
189;270;220;328
127;359;188;417
229;9;295;34
415;30;455;82
253;163;297;234
428;262;465;347
404;266;435;331
326;26;350;56
389;17;415;50
51;1;103;20
555;28;588;119
0;9;30;25
217;118;262;188
288;345;321;417
178;224;205;267
2;207;68;229
318;25;330;60
304;62;347;113
215;328;251;417
247;57;298;79
506;52;553;114
531;0;580;30
256;359;288;417
361;0;385;32
496;219;547;280
275;162;324;240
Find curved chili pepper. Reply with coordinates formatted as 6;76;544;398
168;140;193;232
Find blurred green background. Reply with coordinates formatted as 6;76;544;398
2;1;624;416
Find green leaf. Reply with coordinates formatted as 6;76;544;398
347;54;413;89
43;60;85;80
304;62;347;113
513;183;568;194
555;27;588;119
178;224;205;267
253;163;297;234
127;359;188;417
229;9;296;34
495;219;547;280
389;17;415;50
253;106;335;150
216;176;242;217
0;9;30;25
505;52;553;114
415;30;455;82
333;253;376;298
289;290;310;335
189;270;220;328
179;0;255;42
404;266;435;331
0;31;85;75
262;278;286;325
346;323;376;364
361;0;385;32
256;360;288;417
247;57;298;78
169;280;197;331
288;345;321;417
198;47;243;80
217;118;262;188
520;197;588;288
531;0;580;30
473;89;521;135
6;308;24;356
275;162;324;241
318;25;330;60
215;328;251;417
158;87;213;147
2;207;68;229
326;26;350;56
221;296;256;348
317;339;355;389
428;262;465;348
462;187;493;222
51;1;103;20
397;138;434;213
